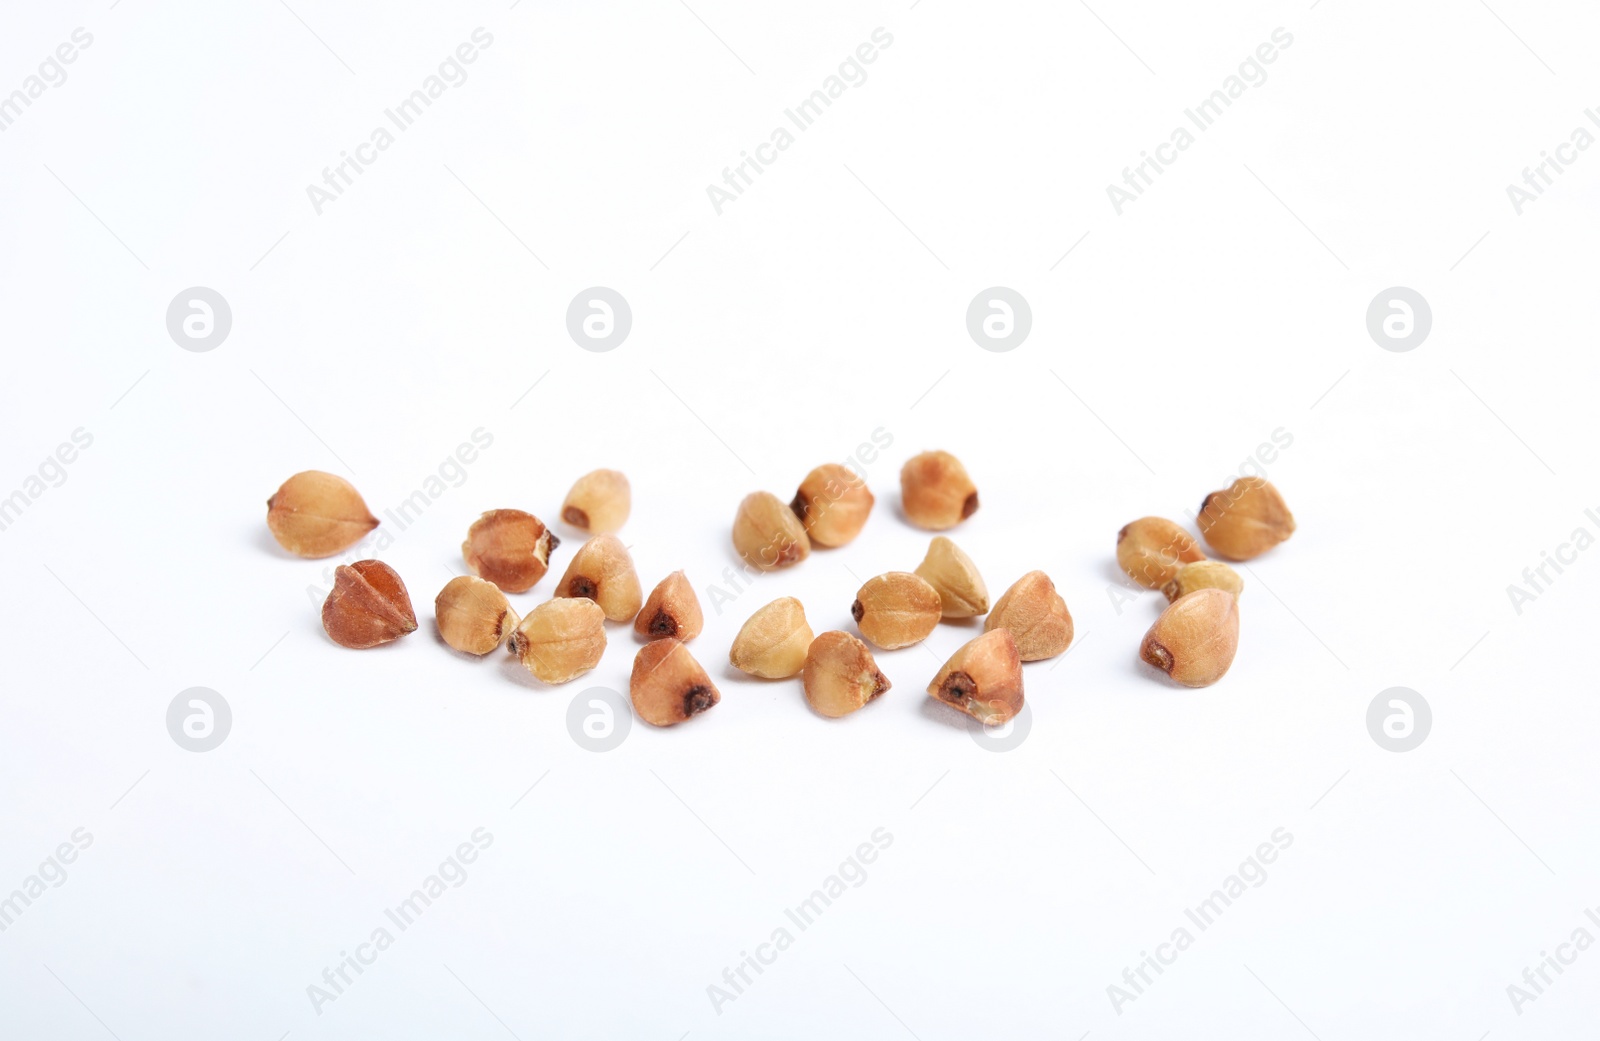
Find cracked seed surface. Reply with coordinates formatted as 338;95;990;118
462;509;559;593
266;471;379;558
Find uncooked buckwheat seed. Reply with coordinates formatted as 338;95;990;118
435;575;519;655
631;638;720;726
507;598;607;684
322;560;417;649
267;471;379;558
852;571;942;650
900;450;979;530
1116;516;1204;590
729;597;814;679
732;491;811;570
802;631;891;718
790;463;875;547
562;468;631;534
462;509;559;593
1139;588;1239;687
1197;477;1295;561
913;536;989;618
635;570;703;641
1162;559;1244;602
984;570;1073;661
927;629;1024;726
556;533;643;622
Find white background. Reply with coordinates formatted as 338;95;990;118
2;0;1598;1037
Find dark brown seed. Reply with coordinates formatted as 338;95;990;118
322;560;417;649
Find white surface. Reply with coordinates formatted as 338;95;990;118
2;1;1598;1038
